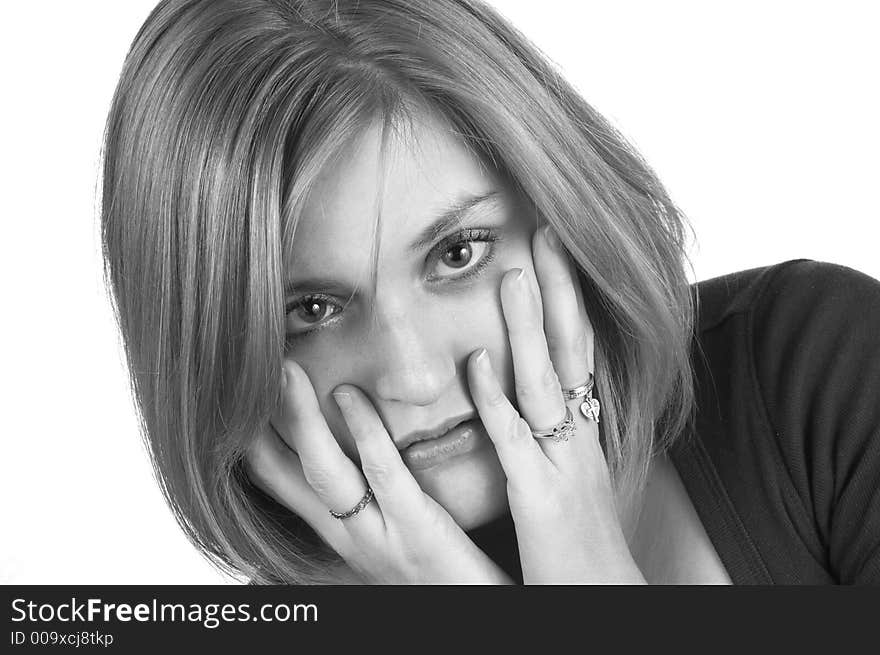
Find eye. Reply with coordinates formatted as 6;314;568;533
440;241;484;269
285;294;343;336
429;228;500;281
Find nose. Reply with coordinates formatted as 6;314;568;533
367;303;456;406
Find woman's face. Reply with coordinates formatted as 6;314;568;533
284;115;538;529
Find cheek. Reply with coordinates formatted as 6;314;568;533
283;342;357;456
451;287;514;393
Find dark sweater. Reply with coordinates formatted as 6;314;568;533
668;258;880;584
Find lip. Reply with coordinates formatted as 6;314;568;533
395;413;476;451
400;418;487;471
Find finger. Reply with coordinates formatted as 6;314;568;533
467;348;553;488
275;360;383;537
532;225;605;466
499;266;572;462
532;224;595;386
244;425;350;552
332;384;427;524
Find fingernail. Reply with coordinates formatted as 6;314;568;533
475;348;491;373
543;224;561;250
332;391;352;410
513;268;533;301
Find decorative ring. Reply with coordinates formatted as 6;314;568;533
530;406;576;443
561;373;594;400
329;487;375;520
579;396;601;424
562;373;601;424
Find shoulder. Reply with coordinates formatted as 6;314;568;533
690;259;880;583
692;259;880;420
691;258;880;335
690;258;880;447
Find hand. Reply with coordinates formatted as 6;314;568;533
244;360;513;585
466;224;647;584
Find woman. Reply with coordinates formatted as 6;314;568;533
101;0;880;584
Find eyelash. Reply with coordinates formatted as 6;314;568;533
428;227;500;284
284;227;501;342
284;292;342;343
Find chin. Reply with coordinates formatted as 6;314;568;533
409;446;509;530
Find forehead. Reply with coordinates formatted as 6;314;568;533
288;114;500;274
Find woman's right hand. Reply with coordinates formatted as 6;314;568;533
244;360;513;585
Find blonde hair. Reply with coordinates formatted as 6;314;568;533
101;0;696;584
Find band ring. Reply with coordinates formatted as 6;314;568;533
561;373;594;400
562;373;601;424
531;406;576;443
329;487;375;520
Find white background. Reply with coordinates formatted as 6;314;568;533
1;1;877;584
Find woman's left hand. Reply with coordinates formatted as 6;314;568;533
466;224;647;584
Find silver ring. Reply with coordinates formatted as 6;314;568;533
562;374;601;424
530;406;576;443
561;373;594;400
329;487;375;520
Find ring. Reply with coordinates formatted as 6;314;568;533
329;487;375;520
561;373;594;400
562;374;601;424
530;406;576;443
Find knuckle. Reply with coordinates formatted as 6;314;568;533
486;386;508;408
515;363;559;399
302;464;336;496
505;414;533;445
513;380;533;399
391;537;422;566
547;328;589;360
361;459;396;488
539;362;561;391
570;328;590;359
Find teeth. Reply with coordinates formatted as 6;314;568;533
406;429;471;461
400;418;472;450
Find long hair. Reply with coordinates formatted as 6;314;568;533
101;0;696;584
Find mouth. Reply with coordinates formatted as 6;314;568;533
396;413;487;471
395;413;476;451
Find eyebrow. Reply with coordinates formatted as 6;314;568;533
284;189;501;298
408;190;501;252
